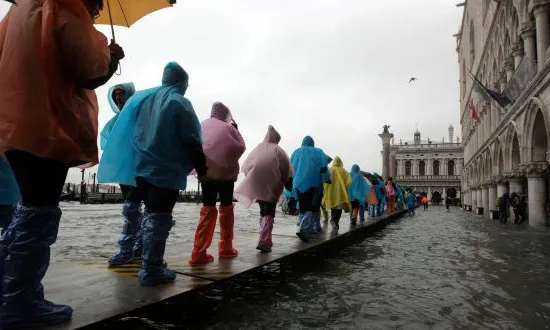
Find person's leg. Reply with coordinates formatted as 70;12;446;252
296;189;315;241
330;208;342;230
1;150;72;328
359;203;365;222
351;200;359;225
218;181;238;258
109;185;143;265
136;177;178;286
257;201;275;252
189;181;218;264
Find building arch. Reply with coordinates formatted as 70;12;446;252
523;98;550;163
405;160;412;176
419;160;426;176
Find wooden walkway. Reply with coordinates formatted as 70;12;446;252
42;210;407;329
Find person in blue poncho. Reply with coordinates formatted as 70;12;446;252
98;62;207;286
405;189;417;216
373;173;386;216
100;82;144;266
290;136;331;241
348;165;369;225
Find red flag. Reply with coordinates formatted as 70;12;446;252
470;97;479;121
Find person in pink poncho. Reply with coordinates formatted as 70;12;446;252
189;102;246;264
234;126;293;252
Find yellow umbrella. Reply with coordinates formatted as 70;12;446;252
95;0;176;41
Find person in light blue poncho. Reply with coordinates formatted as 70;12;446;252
100;82;144;266
348;165;369;224
290;136;331;241
98;62;207;286
373;173;386;216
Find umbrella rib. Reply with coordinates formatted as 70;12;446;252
116;0;130;27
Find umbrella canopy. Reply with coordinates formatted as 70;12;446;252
3;0;15;3
95;0;176;28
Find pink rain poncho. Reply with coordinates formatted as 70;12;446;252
201;102;246;181
235;126;292;208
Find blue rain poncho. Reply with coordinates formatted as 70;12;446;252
405;192;416;208
290;136;331;193
98;62;202;190
348;164;369;203
373;172;386;204
0;157;19;206
99;82;136;150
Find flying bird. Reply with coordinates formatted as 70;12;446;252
409;77;418;84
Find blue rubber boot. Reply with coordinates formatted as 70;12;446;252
313;211;322;233
138;211;176;286
133;210;145;259
296;211;315;242
0;205;72;329
109;202;142;266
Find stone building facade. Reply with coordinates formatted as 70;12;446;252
384;127;464;200
458;0;550;225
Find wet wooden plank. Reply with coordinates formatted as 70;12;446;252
41;261;211;330
38;210;404;329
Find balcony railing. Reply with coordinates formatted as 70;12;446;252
397;175;461;181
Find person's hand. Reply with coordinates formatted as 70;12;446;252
109;40;125;61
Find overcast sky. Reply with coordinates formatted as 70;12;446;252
0;0;463;188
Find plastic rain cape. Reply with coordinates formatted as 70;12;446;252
322;156;352;209
234;126;291;208
290;136;331;193
100;82;136;150
348;164;369;203
98;63;201;190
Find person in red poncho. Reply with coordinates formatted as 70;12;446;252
0;1;124;327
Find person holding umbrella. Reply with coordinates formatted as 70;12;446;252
0;0;124;328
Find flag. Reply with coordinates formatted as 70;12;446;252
470;97;480;121
469;72;513;108
504;57;536;100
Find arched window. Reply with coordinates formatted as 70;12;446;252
405;161;412;176
433;160;440;176
419;161;426;176
448;160;455;176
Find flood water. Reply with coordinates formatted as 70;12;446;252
54;203;550;329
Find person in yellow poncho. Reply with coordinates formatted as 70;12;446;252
322;156;352;230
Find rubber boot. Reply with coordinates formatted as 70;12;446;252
296;211;315;242
359;204;365;223
313;211;322;233
351;208;359;225
109;202;142;266
0;205;72;329
218;204;238;259
256;216;274;252
138;211;176;286
189;206;217;265
133;209;146;259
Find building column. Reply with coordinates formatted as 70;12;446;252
389;152;397;179
482;185;489;217
488;183;497;217
512;41;524;69
523;163;548;226
532;2;550;71
496;180;509;198
379;128;394;181
521;21;537;73
507;170;525;194
476;188;483;214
